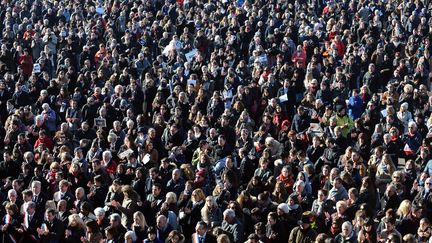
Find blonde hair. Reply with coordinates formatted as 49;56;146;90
50;162;61;171
377;154;396;176
403;84;413;93
165;192;177;203
68;214;86;229
122;185;138;200
45;200;56;210
336;200;348;211
68;162;80;173
217;234;230;243
191;189;205;203
133;211;148;229
396;200;411;218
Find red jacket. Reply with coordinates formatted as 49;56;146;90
19;54;33;76
34;137;54;152
104;159;118;176
333;40;345;57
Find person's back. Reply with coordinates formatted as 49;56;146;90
288;225;317;243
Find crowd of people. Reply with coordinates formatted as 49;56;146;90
0;0;431;242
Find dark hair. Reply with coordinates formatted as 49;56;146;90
85;220;100;233
147;226;157;234
46;208;57;215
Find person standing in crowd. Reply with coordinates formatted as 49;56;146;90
192;221;217;243
0;0;432;242
289;212;317;243
222;209;244;243
36;208;64;243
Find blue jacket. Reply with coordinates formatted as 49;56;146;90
348;95;363;119
43;108;57;132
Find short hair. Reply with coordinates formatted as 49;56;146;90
26;201;36;209
23;151;34;160
94;175;104;184
295;180;305;188
125;231;137;241
196;221;208;230
149;167;159;174
35;115;44;123
109;213;121;221
153;183;162;190
76;187;85;194
342;221;353;232
165;192;177;202
268;212;277;220
223;209;236;219
92;159;101;165
172;168;181;175
8;189;17;196
81;201;93;212
46;208;57;215
22;189;33;197
102;150;112;159
94;207;106;216
59;180;70;187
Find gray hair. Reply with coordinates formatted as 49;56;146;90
342;221;353;233
295;180;305;189
109;213;121;221
26;201;36;209
383;133;391;140
75;187;85;194
172;168;181;175
31;180;41;188
408;121;417;129
94;207;106;216
206;196;217;205
102;150;112;159
8;189;17;197
24;151;34;160
35;115;44;123
223;209;236;219
165;192;177;202
125;231;137;241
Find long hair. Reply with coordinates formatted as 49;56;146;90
68;214;86;230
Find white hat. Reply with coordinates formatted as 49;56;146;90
278;203;289;214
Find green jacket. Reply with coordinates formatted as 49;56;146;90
289;226;317;243
335;115;353;137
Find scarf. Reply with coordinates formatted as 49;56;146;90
5;214;17;243
287;203;299;211
24;212;31;229
5;214;11;224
